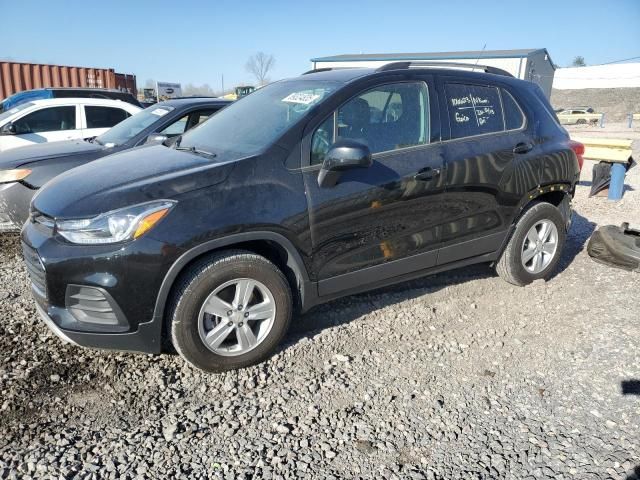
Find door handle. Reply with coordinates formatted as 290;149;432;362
414;167;441;181
513;142;534;154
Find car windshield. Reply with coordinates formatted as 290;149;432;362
96;105;175;146
0;102;35;123
178;79;341;157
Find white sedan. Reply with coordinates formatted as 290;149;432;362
0;98;141;152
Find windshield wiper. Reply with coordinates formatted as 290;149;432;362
175;145;217;158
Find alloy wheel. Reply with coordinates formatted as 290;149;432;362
197;278;276;356
521;220;559;274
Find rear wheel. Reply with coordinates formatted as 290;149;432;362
169;251;292;372
496;202;566;286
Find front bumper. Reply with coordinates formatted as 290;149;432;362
22;219;181;354
32;289;165;353
0;181;35;231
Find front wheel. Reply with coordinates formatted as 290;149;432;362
496;202;567;286
169;251;292;372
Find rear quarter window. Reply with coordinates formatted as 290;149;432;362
501;89;525;130
445;84;503;139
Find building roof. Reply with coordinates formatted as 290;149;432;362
311;49;549;63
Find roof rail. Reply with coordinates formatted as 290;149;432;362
375;61;514;77
302;67;332;75
302;67;348;75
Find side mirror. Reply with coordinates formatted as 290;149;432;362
318;139;373;188
0;123;16;135
145;133;168;145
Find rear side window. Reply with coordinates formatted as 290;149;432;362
13;106;76;133
445;84;503;139
502;89;525;130
85;106;130;128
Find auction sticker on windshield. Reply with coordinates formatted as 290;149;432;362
151;108;170;116
282;92;321;105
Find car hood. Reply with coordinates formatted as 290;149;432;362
0;139;103;169
32;145;239;219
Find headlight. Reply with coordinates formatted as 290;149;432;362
0;169;31;184
56;200;176;245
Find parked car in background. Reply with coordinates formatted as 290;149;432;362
0;98;141;152
22;63;582;372
0;97;230;231
0;88;141;112
557;107;601;125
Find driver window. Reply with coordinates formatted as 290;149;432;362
310;82;429;165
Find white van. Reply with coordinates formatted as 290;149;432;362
0;98;141;152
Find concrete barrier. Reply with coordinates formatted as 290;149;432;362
571;136;634;201
570;136;633;163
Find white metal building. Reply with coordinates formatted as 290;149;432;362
553;63;640;89
310;49;556;98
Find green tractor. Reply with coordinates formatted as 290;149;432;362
223;85;256;100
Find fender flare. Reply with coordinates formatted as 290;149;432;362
495;184;573;260
151;231;312;324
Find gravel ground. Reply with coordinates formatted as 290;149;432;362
1;133;639;479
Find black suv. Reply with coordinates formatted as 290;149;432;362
22;63;583;372
0;98;230;230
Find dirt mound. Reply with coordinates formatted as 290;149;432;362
551;87;640;122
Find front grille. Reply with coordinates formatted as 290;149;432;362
22;243;47;298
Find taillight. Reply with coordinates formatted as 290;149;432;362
569;140;585;171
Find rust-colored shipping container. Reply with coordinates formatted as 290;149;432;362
0;61;137;100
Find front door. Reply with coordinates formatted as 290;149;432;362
302;79;449;296
10;105;79;148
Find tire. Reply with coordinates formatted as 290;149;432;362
496;202;567;286
576;118;587;125
169;250;292;373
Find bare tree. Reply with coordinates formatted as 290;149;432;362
183;83;215;97
245;52;275;85
571;56;586;67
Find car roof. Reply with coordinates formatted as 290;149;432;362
27;87;132;94
298;66;525;87
28;98;140;107
154;97;233;107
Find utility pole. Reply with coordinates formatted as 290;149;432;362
221;74;224;95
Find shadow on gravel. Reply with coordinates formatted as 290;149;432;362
551;212;596;278
290;212;594;341
621;380;640;395
289;262;494;338
626;466;640;480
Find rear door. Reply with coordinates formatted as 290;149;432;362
302;77;449;295
436;78;533;265
9;104;79;148
82;104;131;138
